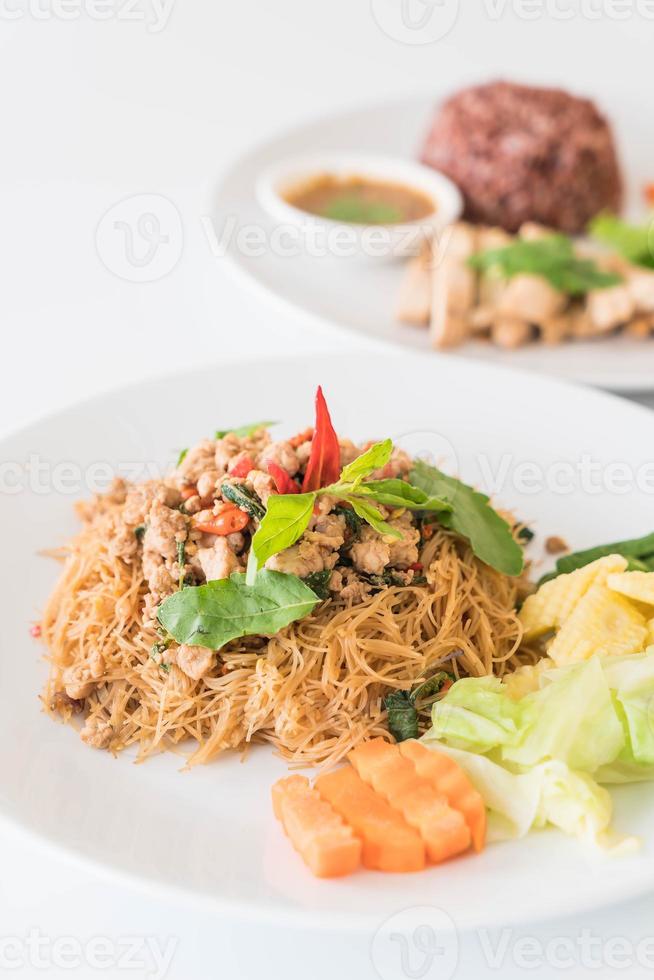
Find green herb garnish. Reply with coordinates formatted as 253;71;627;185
157;570;321;650
221;482;266;521
176;448;188;467
215;421;276;440
303;569;332;600
411;461;524;576
469;234;623;295
385;671;453;742
321;197;403;225
589;212;654;270
134;524;146;542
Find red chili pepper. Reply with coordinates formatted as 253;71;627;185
267;462;299;494
194;503;249;535
440;679;453;695
645;183;654;207
30;623;42;638
302;386;341;492
228;453;255;478
409;562;423;573
181;485;197;501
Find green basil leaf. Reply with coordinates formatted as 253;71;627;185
354;478;452;513
384;690;419;742
221;482;266;521
250;492;316;569
468;234;623;296
157;570;320;650
347;496;402;538
411;461;524;576
215;421;276;439
336;439;393;487
411;671;453;703
302;569;332;600
589;213;654;270
176;448;188;467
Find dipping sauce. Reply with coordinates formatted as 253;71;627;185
283;174;435;225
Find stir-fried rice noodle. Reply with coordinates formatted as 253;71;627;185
42;505;533;769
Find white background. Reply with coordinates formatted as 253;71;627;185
2;2;654;977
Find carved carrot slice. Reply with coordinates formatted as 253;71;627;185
399;740;487;852
271;775;362;878
348;739;471;864
315;766;425;873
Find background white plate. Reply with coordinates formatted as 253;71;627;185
211;94;654;392
4;350;654;944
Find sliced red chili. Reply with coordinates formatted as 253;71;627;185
30;623;42;638
267;462;300;494
228;454;255;478
645;183;654;207
302;386;341;492
409;562;423;572
194;503;249;536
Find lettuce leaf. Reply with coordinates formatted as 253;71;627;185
420;741;614;846
428;650;654;779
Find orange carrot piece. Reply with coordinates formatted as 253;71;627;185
399;740;487;852
315;766;425;873
271;775;362;878
348;739;471;864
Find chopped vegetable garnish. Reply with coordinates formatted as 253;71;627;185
193;503;250;536
272;775;362;878
315;765;426;872
348;738;471;864
267;461;300;495
468;233;623;295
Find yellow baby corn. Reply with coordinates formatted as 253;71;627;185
519;555;628;641
547;583;647;666
607;571;654;608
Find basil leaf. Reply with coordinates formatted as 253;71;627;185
468;234;622;296
157;570;320;650
176;448;188;467
250;492;316;568
215;421;276;439
411;671;452;703
303;569;332;600
347;497;402;538
411;461;524;576
384;690;419;742
354;478;452;513
589;213;654;270
337;439;393;487
537;531;654;586
221;482;266;521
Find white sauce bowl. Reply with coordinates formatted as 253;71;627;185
256;153;463;263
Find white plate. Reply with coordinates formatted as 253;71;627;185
3;351;654;956
211;94;654;392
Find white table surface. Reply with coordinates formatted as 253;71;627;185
2;4;654;977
